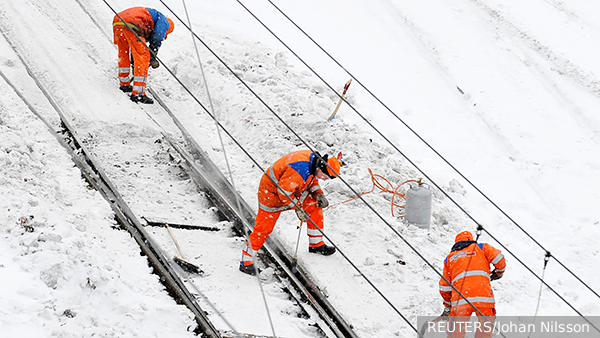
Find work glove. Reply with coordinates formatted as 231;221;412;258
149;43;159;68
315;193;329;208
149;41;159;56
490;269;503;281
441;306;451;317
295;208;308;221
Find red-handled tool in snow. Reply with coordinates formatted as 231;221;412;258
327;79;352;121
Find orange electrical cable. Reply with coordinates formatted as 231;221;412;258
326;168;417;218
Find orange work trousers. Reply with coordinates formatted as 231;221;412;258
447;306;496;338
113;25;150;95
249;194;324;252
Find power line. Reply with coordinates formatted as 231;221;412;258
260;0;600;302
153;1;526;334
158;0;599;332
99;0;599;334
101;0;425;334
230;0;600;319
168;0;599;331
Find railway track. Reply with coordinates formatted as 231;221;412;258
1;25;357;336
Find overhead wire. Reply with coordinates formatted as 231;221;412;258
98;1;246;335
232;0;600;323
99;0;599;334
179;0;277;336
152;1;504;334
99;0;424;334
156;0;600;334
261;0;600;302
164;0;599;332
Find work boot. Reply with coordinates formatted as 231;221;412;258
130;93;154;104
308;244;336;256
239;262;258;276
119;85;132;93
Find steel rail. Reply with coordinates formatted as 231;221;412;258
54;110;223;338
151;89;358;338
0;30;221;337
2;22;356;337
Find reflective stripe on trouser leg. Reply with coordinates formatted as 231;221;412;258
118;67;131;85
115;26;150;95
306;227;324;247
302;195;324;247
241;240;256;266
132;75;147;96
114;26;132;86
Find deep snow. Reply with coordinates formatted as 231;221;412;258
1;0;600;337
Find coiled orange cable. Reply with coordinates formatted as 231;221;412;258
326;168;417;218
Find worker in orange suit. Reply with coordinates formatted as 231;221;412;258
239;150;342;275
113;7;174;104
439;230;506;338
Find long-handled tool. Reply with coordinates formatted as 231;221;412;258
165;224;203;274
291;220;304;266
327;79;352;121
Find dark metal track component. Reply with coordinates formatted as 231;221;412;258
58;118;222;338
151;89;358;338
0;35;222;336
4;32;357;334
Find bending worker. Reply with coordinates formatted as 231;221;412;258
439;230;506;338
113;7;174;104
240;150;341;275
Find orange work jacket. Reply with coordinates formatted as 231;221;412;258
258;150;324;212
439;241;506;309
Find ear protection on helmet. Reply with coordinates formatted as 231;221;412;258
317;153;341;178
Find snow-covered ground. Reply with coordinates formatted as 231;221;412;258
1;0;600;337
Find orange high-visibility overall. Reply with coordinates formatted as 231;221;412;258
113;7;173;97
242;150;326;266
439;231;506;338
113;7;154;96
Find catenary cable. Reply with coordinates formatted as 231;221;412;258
99;0;441;333
232;0;600;321
150;1;517;334
261;0;600;301
179;0;278;336
100;1;420;335
99;0;598;335
94;2;242;335
156;0;599;333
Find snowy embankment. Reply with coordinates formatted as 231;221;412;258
2;0;600;337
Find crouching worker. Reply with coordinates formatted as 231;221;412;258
113;7;174;104
439;230;506;338
239;150;341;275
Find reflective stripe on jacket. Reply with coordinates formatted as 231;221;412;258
257;150;323;212
439;241;506;309
112;7;170;49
